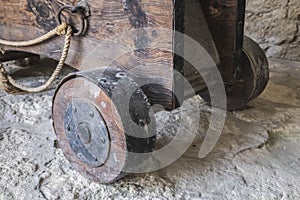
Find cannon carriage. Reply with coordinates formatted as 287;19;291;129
0;0;269;183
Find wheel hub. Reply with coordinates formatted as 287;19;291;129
64;101;110;167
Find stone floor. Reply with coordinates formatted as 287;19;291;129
0;58;299;200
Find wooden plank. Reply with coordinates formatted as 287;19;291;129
0;51;37;62
199;0;238;82
184;0;220;96
0;0;176;110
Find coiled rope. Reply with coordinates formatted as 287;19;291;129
0;23;72;94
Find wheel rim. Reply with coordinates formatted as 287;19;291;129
53;67;156;183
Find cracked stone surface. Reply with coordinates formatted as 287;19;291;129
245;0;300;61
0;58;300;199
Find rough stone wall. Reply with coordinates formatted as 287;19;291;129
245;0;300;61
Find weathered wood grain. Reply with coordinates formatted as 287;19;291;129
199;0;238;82
184;0;220;96
0;51;37;62
0;0;176;110
0;0;245;108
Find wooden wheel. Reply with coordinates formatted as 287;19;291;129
52;67;156;183
200;36;269;110
242;36;269;101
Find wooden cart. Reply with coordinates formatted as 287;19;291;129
0;0;269;183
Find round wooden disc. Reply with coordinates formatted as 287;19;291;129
53;77;127;183
243;36;269;101
52;68;156;183
200;36;269;111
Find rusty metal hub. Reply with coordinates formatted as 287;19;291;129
64;101;110;167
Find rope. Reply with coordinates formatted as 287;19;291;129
0;23;68;47
0;23;72;94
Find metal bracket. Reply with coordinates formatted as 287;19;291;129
57;0;90;36
77;0;91;18
233;0;246;81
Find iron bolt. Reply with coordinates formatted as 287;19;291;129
77;124;91;144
